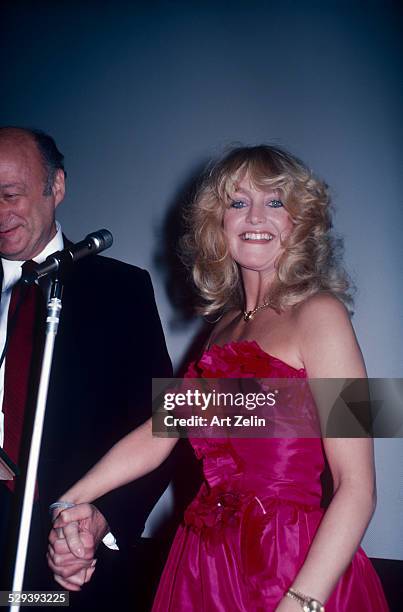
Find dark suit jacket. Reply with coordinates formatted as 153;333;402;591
1;254;173;606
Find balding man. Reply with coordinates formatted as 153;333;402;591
0;127;173;609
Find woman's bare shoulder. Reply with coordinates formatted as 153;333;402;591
293;292;365;377
294;292;350;332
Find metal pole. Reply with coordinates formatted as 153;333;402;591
10;278;63;611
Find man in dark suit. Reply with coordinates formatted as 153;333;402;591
0;127;173;609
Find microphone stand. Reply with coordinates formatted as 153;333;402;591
10;275;63;611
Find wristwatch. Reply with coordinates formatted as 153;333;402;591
286;588;325;612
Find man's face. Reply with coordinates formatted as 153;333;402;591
0;133;64;261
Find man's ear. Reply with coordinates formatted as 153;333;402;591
52;169;66;208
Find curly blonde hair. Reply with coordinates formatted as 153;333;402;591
181;145;353;316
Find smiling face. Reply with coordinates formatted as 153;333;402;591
0;131;65;261
223;174;293;278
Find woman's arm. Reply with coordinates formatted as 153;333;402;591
276;294;376;611
48;420;178;590
60;418;178;504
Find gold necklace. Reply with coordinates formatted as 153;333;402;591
242;301;271;322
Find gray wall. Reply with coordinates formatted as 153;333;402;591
1;1;402;559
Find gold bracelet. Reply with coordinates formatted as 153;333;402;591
286;588;325;612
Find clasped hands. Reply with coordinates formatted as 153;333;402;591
47;503;108;590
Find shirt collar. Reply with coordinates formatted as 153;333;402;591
1;221;64;292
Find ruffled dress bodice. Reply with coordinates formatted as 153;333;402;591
185;341;324;510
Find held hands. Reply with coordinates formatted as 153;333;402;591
47;503;108;591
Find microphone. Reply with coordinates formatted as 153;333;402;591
21;229;113;285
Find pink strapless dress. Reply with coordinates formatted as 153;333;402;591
152;341;389;611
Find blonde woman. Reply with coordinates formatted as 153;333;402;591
48;146;389;611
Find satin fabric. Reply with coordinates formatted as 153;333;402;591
152;341;389;611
